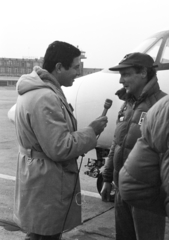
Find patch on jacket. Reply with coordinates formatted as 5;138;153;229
118;104;127;122
138;112;146;125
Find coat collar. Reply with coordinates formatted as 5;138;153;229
44;76;77;130
35;69;75;117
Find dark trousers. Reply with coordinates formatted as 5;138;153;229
25;233;62;240
115;190;165;240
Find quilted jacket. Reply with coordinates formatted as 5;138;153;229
102;76;166;189
119;95;169;216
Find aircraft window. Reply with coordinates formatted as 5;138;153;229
132;38;156;52
160;38;169;64
146;39;162;61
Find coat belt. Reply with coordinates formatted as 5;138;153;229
19;146;48;159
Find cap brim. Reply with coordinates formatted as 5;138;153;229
109;64;134;71
109;63;159;71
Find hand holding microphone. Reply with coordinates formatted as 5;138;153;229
89;99;112;136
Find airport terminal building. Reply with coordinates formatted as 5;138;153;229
0;58;43;86
0;54;102;86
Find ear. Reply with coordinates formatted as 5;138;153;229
55;63;63;73
141;69;147;78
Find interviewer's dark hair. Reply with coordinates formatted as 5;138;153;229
133;65;157;82
43;41;81;73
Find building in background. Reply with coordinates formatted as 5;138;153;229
0;52;102;86
0;58;43;86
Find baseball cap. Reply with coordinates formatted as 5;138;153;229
109;52;158;71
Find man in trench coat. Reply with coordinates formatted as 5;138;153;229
13;41;108;240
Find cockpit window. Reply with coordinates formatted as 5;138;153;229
132;38;156;52
160;38;169;64
146;39;162;61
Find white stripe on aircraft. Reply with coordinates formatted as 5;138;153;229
81;190;100;198
0;174;15;181
0;173;101;198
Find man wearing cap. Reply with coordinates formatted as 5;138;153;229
101;52;166;240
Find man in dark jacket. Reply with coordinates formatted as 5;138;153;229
119;94;169;217
101;52;166;240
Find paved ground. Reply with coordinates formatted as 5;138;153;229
0;195;115;240
1;200;169;240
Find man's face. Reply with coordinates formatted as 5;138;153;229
119;67;146;98
59;56;81;87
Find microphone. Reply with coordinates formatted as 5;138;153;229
102;99;113;116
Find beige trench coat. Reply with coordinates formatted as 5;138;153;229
13;71;97;235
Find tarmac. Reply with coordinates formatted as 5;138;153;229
1;194;169;240
0;195;115;240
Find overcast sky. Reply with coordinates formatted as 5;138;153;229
0;0;169;68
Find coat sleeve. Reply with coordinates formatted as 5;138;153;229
142;95;169;216
119;96;169;216
102;139;116;183
119;137;166;216
30;92;97;161
160;149;169;217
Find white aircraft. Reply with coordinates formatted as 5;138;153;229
8;30;169;190
63;29;169;159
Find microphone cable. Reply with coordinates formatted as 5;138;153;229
59;99;112;239
59;154;84;240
